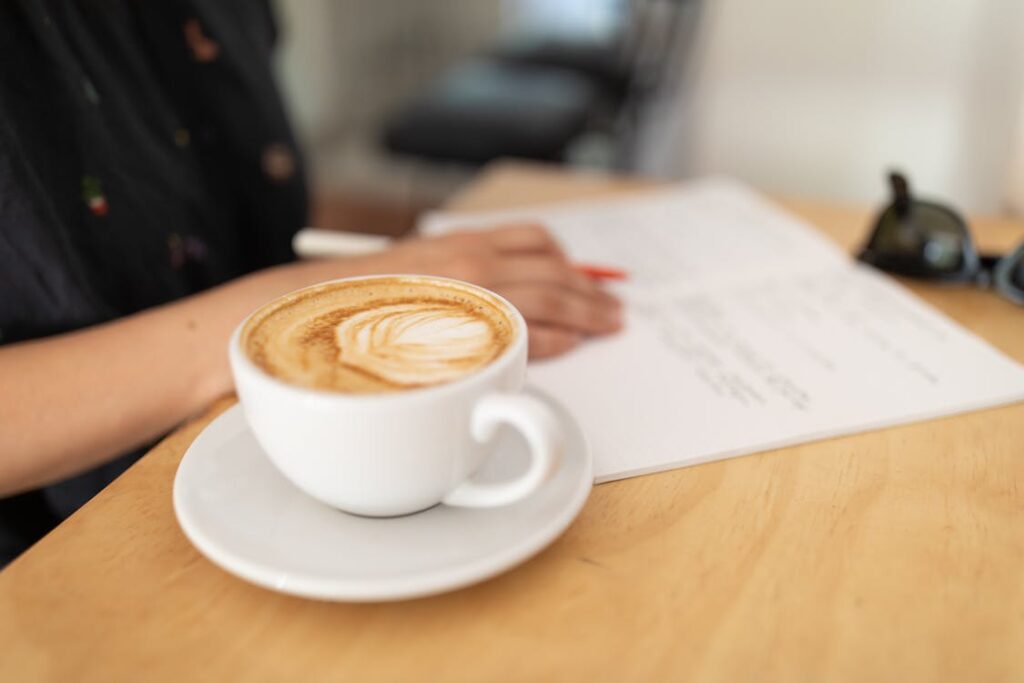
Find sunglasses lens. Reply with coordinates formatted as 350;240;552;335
993;243;1024;305
865;202;969;276
1008;249;1024;292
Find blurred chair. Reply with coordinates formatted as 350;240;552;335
382;59;600;165
381;0;694;169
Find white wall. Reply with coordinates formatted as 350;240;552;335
639;0;1024;214
272;0;339;146
1005;93;1024;215
273;0;502;149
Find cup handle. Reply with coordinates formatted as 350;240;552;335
442;392;564;508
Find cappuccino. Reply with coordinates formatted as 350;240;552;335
242;276;516;393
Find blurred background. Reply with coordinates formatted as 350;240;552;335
272;0;1024;233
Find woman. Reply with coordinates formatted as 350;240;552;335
0;2;621;564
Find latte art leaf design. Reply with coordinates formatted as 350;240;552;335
335;303;498;387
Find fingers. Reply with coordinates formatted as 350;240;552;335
500;284;622;336
488;255;600;297
426;231;603;300
528;325;581;360
478;223;565;257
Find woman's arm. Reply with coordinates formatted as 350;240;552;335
0;260;317;496
0;225;621;496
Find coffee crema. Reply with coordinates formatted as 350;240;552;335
242;277;516;393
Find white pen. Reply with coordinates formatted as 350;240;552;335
292;227;393;259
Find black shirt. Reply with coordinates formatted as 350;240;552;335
0;0;308;563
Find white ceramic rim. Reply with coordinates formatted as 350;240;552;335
229;274;529;405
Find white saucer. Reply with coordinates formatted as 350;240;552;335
173;387;592;602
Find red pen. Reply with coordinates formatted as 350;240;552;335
574;263;629;281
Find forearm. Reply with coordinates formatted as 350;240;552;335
0;258;348;496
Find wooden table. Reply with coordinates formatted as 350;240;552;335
3;162;1023;682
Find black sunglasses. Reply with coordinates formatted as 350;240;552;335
857;172;1024;305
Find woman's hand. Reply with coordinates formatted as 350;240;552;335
326;224;624;359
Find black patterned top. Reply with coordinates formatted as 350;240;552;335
0;0;308;562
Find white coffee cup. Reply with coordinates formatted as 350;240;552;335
229;275;564;517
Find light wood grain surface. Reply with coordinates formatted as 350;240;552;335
2;162;1023;683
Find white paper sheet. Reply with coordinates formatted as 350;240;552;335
422;179;1024;482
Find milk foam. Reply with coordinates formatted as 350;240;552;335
243;277;515;393
336;303;496;387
